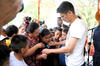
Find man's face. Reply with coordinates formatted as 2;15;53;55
60;13;69;22
0;0;22;26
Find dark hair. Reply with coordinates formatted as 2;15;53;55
0;45;11;66
56;27;62;32
57;1;75;14
40;29;50;37
57;17;62;20
5;25;18;37
63;24;69;29
11;35;28;53
63;28;69;34
26;22;39;33
19;3;24;12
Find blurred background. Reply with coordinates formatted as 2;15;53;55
4;0;98;29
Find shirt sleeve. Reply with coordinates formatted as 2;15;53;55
70;24;85;39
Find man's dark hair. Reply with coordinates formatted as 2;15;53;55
57;1;75;14
40;29;50;37
63;28;69;34
0;45;11;66
11;35;28;53
5;25;18;37
26;22;39;33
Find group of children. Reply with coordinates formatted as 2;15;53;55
0;16;69;66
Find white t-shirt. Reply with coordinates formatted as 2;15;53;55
9;51;27;66
65;18;87;66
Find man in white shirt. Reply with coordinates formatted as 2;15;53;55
42;1;87;66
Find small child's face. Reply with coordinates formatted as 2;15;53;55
41;34;51;43
18;26;25;34
61;32;67;40
33;28;40;38
55;30;61;39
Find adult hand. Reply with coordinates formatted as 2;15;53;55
42;49;51;54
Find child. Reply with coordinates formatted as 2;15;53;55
59;28;69;66
24;22;45;66
5;25;18;38
9;35;28;66
18;24;26;35
53;27;62;42
37;29;54;66
0;45;11;66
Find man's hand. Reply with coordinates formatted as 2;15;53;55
42;49;51;54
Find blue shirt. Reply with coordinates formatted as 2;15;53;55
93;25;100;57
59;43;66;66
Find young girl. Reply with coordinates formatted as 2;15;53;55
24;22;45;66
59;28;69;66
37;29;54;66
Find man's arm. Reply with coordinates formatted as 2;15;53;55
42;37;79;54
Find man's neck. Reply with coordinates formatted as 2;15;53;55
70;15;78;25
14;52;23;61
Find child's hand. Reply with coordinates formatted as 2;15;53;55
36;54;47;60
36;43;45;48
41;54;47;59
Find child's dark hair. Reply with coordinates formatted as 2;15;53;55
63;28;69;34
57;17;62;20
57;1;75;14
0;45;11;66
5;25;18;37
26;22;39;33
11;35;28;53
63;24;69;29
40;29;50;37
56;27;62;32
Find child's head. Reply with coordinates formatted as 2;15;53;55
62;28;69;40
40;29;51;43
41;24;47;29
5;25;18;37
0;45;11;66
55;27;62;40
18;24;25;35
57;17;63;27
11;35;28;55
27;22;39;38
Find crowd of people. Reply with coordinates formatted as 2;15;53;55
0;0;100;66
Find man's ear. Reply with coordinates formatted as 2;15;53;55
68;10;73;15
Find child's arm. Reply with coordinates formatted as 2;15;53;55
36;54;47;60
23;43;45;57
